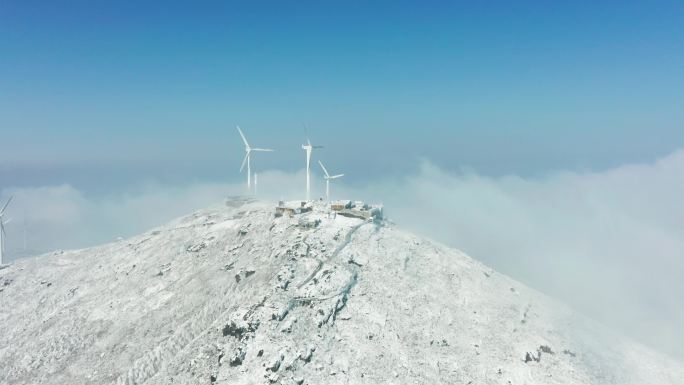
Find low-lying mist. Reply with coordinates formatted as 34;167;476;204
2;149;684;360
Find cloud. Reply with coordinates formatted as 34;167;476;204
0;170;312;254
355;150;684;360
2;150;684;360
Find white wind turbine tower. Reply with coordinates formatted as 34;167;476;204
302;137;323;201
0;196;13;265
254;173;258;196
318;161;344;201
237;126;274;191
23;215;27;252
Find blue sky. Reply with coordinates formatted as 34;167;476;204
1;1;683;193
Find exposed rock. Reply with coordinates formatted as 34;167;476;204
524;351;541;363
267;353;284;372
524;345;554;363
186;242;206;252
229;348;246;367
539;345;554;355
299;347;314;363
222;320;258;340
238;225;250;236
223;262;235;271
272;307;289;322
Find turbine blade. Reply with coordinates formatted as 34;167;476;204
3;218;11;225
302;123;310;144
318;161;330;177
0;195;13;215
331;174;344;179
313;145;324;149
236;126;250;148
239;152;249;172
251;148;274;152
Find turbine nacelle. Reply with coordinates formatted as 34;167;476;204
302;139;323;151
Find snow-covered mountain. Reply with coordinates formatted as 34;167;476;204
0;198;681;385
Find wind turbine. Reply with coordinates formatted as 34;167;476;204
254;173;258;196
302;136;323;201
23;215;27;252
0;196;13;265
318;161;344;201
237;126;274;190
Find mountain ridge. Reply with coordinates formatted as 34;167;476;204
0;198;681;385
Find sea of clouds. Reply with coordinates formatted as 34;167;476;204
2;149;684;360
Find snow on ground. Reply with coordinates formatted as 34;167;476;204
0;197;682;385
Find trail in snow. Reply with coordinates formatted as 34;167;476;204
297;221;367;289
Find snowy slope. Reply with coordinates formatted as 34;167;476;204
0;198;682;385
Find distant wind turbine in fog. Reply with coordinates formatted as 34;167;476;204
237;126;274;191
302;135;323;201
254;173;258;196
318;161;344;201
0;196;13;265
23;216;27;251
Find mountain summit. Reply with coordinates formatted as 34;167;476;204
1;198;681;385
